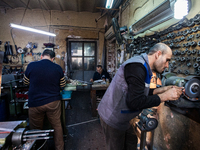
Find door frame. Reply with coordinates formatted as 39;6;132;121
67;39;98;80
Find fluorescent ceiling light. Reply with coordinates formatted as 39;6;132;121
10;23;56;37
174;0;188;19
106;0;114;9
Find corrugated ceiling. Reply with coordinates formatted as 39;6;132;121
0;0;123;13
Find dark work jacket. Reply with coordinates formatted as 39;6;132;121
93;69;111;81
97;53;152;130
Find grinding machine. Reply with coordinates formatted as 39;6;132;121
161;72;200;116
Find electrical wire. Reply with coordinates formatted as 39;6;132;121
37;139;47;150
10;28;16;49
20;0;31;25
122;0;132;9
10;28;18;55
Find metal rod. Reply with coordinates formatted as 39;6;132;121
23;133;49;138
24;129;54;134
150;130;155;150
23;136;53;141
140;131;147;150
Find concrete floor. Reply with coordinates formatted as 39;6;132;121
8;90;145;150
64;91;106;150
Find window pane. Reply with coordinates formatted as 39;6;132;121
84;43;95;56
72;57;82;70
84;57;95;70
71;42;82;56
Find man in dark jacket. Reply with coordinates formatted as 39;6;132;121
90;65;111;82
23;49;66;150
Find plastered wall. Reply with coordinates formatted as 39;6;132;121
122;0;200;37
0;8;105;70
120;0;200;149
54;27;104;69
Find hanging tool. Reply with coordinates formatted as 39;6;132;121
4;41;13;56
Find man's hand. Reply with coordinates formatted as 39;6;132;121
153;85;173;95
158;86;183;102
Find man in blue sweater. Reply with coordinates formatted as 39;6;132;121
23;49;66;150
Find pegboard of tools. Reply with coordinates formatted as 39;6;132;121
159;14;200;76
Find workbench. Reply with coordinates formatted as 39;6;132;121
64;83;109;117
90;84;109;117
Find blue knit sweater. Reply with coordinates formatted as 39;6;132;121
23;59;66;107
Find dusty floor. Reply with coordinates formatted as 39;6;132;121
64;91;106;150
8;90;145;150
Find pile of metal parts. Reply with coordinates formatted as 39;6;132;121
126;34;159;57
112;18;158;57
117;13;200;76
111;14;200;121
159;14;200;75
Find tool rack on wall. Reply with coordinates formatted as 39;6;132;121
106;41;116;77
160;14;200;76
124;14;200;77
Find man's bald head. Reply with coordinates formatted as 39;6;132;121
148;43;171;56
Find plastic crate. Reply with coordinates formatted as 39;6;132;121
61;90;72;99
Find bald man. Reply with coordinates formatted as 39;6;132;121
98;43;183;150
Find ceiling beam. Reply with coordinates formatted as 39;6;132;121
19;0;31;9
76;0;81;12
42;0;51;10
57;0;64;11
38;0;47;11
1;0;14;9
92;0;97;13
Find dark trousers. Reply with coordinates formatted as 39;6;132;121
100;117;138;150
29;100;64;150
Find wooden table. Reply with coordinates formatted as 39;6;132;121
64;83;109;117
90;84;109;117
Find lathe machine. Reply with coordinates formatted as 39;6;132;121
0;121;54;150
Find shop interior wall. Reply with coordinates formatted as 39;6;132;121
0;8;106;70
120;0;200;149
